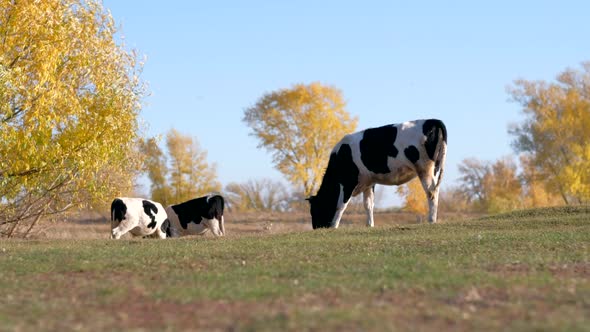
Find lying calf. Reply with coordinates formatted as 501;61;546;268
165;194;225;237
110;197;170;239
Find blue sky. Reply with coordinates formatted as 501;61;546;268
103;1;589;206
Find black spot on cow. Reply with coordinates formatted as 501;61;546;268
359;125;399;174
337;144;359;202
309;143;359;229
170;195;225;230
160;219;179;238
422;119;447;161
404;145;420;164
110;198;127;223
142;200;158;229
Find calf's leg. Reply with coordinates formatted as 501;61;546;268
363;186;375;227
419;172;440;224
154;225;167;239
219;215;226;236
111;220;136;239
187;222;209;235
331;184;352;228
203;218;223;236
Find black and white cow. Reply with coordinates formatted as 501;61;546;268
308;119;447;229
165;195;225;237
110;197;170;239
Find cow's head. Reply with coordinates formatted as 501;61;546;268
307;195;336;229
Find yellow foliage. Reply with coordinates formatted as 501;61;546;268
139;129;220;206
519;156;562;208
138;137;172;204
396;178;428;215
485;158;524;213
243;82;357;196
166;129;221;204
0;0;145;236
509;62;590;204
457;157;523;213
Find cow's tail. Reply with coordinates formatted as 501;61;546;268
110;198;126;234
110;198;126;222
433;121;447;192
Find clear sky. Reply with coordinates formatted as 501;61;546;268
102;0;590;206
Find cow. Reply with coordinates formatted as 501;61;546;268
110;197;170;239
307;119;447;229
165;194;226;237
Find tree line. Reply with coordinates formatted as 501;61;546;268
1;0;588;237
400;64;590;215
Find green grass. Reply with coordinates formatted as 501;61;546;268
0;206;589;331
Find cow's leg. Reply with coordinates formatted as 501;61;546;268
363;186;375;227
331;204;348;228
154;224;167;239
203;218;223;236
110;218;119;239
111;220;136;239
219;215;226;236
186;221;209;235
419;172;440;223
331;184;352;228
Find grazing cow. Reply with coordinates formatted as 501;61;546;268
110;197;169;239
308;119;447;229
165;195;225;237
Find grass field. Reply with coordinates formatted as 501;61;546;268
0;206;588;331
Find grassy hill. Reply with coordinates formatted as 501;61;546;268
0;206;588;331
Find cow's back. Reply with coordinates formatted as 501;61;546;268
332;119;443;188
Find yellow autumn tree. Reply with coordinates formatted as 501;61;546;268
243;82;358;196
438;186;472;213
0;0;145;237
166;129;221;205
138;137;172;205
519;155;562;208
486;158;524;213
396;178;428;215
139;130;220;206
457;157;523;213
508;62;590;204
